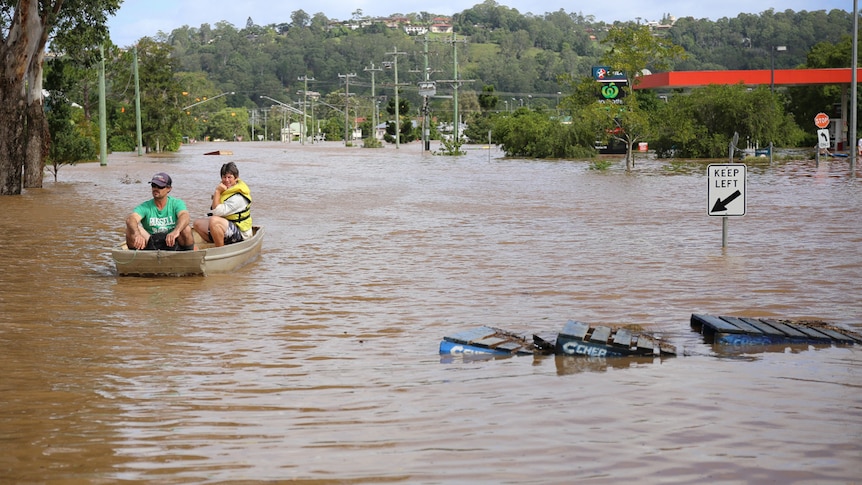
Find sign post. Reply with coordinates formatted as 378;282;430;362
814;112;830;166
708;163;747;247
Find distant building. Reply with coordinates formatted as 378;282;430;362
404;25;428;35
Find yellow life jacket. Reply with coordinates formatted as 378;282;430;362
219;180;252;232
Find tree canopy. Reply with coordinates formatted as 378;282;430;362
0;0;120;195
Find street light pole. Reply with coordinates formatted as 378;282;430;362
260;95;307;143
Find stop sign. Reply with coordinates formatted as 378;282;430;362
814;112;830;128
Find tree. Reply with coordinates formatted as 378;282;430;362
384;95;416;144
0;0;120;195
44;56;97;181
492;109;595;158
110;37;187;152
600;24;686;170
206;108;248;141
650;84;804;158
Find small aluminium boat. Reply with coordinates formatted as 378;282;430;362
112;226;264;276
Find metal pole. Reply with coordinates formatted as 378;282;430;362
133;46;143;156
722;217;728;248
424;34;431;151
769;46;774;165
769;46;785;164
364;63;382;142
386;48;406;149
394;51;400;149
298;76;314;145
339;73;356;145
452;33;460;146
851;0;858;176
98;44;108;166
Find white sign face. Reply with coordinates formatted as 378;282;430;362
707;163;746;217
817;129;830;149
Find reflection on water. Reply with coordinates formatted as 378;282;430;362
0;142;860;483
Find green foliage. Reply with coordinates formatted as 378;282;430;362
650;84;804;158
478;85;499;111
786;34;859;143
382;95;418;144
206;108;250;141
436;136;465;156
44;56;98;181
601;24;687;87
492;110;595;159
589;159;614;170
463;111;494;144
104;38;188;152
362;137;383;148
595;24;686;169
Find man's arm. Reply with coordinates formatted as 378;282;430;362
125;212;147;249
166;210;190;246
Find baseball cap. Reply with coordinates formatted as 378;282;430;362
150;172;172;188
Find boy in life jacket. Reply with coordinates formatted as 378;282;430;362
125;172;195;251
193;162;252;247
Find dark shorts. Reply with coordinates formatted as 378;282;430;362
144;232;179;251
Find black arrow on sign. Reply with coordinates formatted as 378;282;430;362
711;190;741;213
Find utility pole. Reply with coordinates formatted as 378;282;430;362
339;73;357;145
438;34;473;148
413;33;439;151
133;45;143;156
422;34;431;151
98;44;107;166
364;63;382;142
298;75;314;145
385;47;407;148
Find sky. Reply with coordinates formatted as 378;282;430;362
107;0;850;48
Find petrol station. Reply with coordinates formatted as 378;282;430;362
634;68;862;151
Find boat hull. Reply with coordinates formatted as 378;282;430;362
112;226;264;276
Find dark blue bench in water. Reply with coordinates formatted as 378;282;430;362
690;314;862;346
439;321;676;357
439;316;860;359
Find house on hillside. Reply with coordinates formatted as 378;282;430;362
404;24;428;35
430;20;453;34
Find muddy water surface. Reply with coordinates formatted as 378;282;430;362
1;142;860;483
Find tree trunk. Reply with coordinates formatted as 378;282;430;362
0;78;26;195
624;135;640;172
24;50;47;189
0;0;58;194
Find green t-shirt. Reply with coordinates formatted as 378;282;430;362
133;196;188;234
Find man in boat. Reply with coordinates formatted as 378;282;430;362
125;172;196;251
193;162;252;247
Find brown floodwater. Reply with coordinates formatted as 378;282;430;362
1;141;860;483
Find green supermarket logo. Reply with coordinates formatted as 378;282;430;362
601;83;620;99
